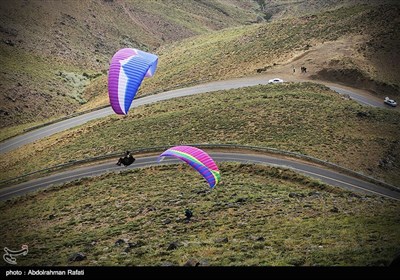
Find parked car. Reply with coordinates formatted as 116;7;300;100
384;97;397;107
268;78;284;84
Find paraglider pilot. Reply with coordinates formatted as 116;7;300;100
185;209;193;220
116;151;136;166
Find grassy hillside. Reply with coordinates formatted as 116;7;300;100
1;0;399;268
77;2;400;116
0;0;259;128
1;163;399;266
1;83;399;186
2;1;400;133
259;0;398;20
143;3;400;94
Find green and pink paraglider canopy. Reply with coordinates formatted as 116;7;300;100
158;146;221;188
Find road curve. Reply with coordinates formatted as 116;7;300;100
1;152;399;202
0;76;388;154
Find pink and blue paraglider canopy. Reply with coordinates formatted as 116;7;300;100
108;48;158;115
158;146;221;188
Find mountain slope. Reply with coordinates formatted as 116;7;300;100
1;1;399;132
0;0;259;128
75;2;400;118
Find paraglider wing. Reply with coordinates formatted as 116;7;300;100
158;146;221;188
108;48;158;115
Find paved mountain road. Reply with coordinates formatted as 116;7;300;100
1;152;399;201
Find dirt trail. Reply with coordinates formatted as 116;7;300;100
267;35;363;80
257;35;399;110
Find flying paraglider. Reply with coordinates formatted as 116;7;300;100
158;146;221;188
108;48;158;115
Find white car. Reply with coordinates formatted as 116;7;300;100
384;97;397;107
268;78;284;84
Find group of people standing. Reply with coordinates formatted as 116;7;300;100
292;66;307;74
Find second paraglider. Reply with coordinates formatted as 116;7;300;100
158;145;221;188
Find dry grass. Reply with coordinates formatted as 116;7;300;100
0;0;258;129
1;163;399;266
1;2;399;133
1;83;399;186
73;2;400;115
